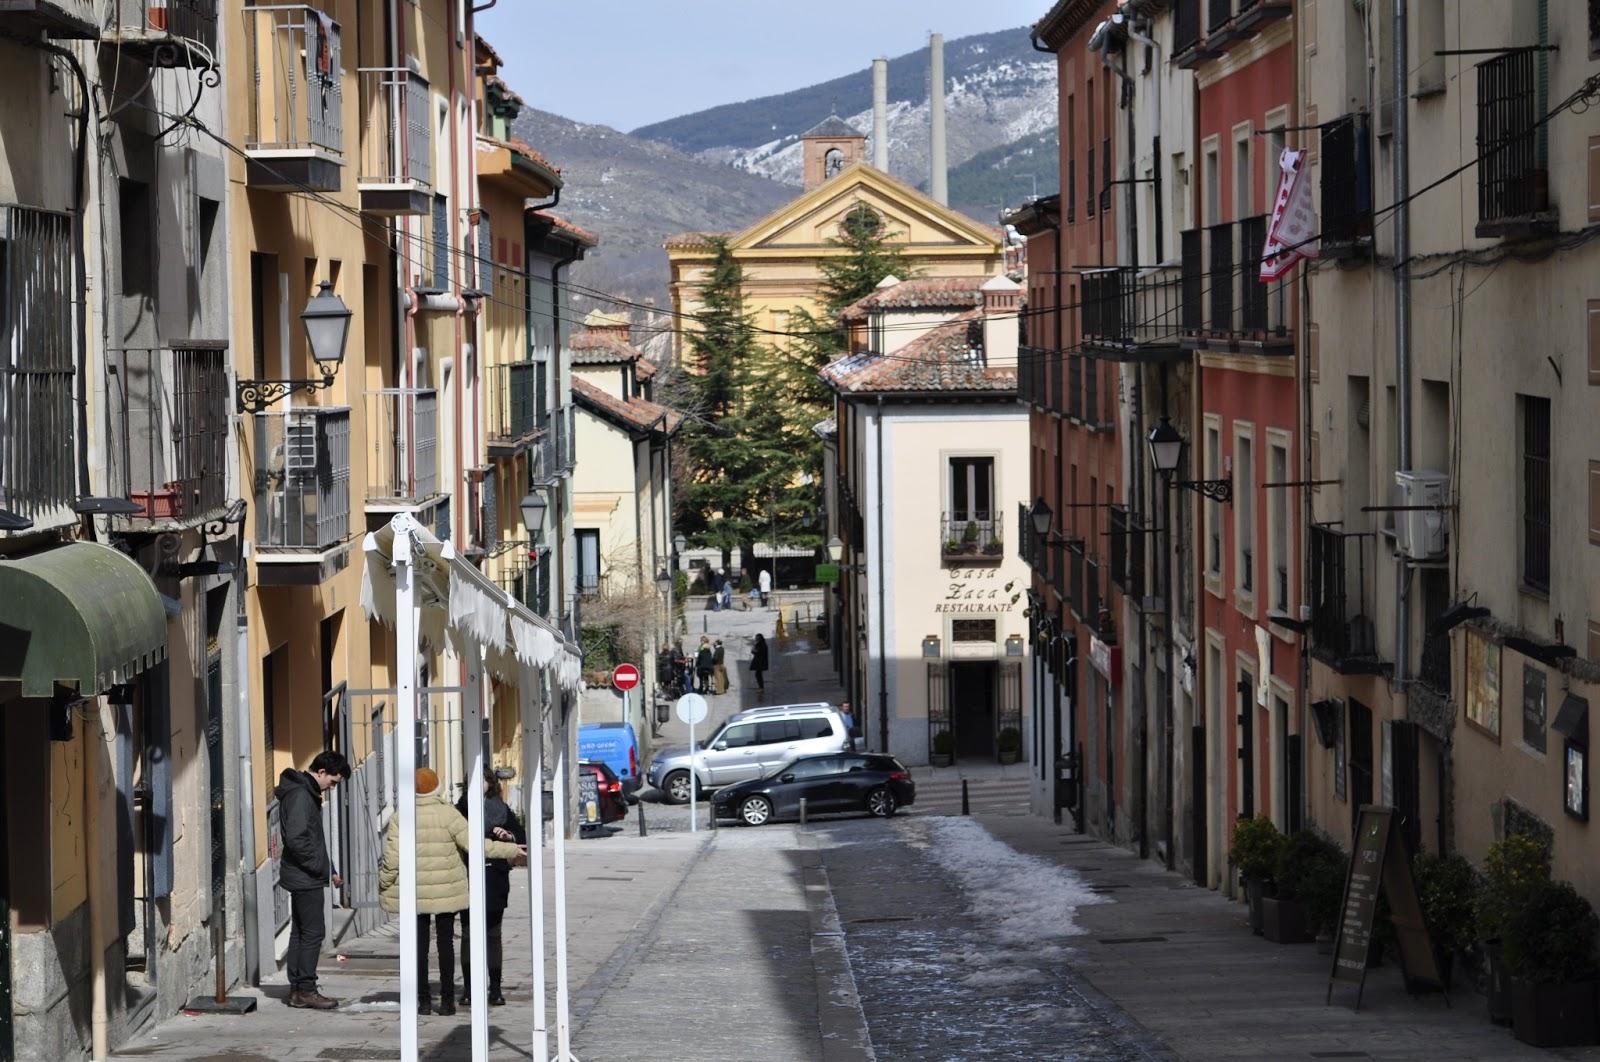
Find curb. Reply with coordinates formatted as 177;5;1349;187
799;833;877;1062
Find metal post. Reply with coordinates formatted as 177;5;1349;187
799;797;808;827
961;779;970;816
393;520;420;1061
638;801;647;837
1392;0;1414;683
463;650;489;1058
688;712;697;834
551;693;572;1059
520;666;549;1062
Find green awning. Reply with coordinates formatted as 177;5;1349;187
0;541;167;697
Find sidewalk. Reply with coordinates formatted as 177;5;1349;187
975;814;1600;1062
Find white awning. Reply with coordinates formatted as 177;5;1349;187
360;512;584;690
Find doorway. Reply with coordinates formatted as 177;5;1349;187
950;661;997;761
1348;699;1374;835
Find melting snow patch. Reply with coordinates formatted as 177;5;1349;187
925;817;1109;943
959;967;1039;988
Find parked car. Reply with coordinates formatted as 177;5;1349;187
712;753;915;826
578;721;642;799
578;760;628;828
646;703;848;804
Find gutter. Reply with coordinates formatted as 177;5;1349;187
875;395;889;755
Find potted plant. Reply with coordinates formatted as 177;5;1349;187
963;521;980;545
1475;833;1552;1025
944;538;964;556
1229;816;1284;935
1413;852;1476;990
930;729;954;767
1263;830;1337;944
995;727;1021;765
1300;846;1349;955
1503;880;1600;1047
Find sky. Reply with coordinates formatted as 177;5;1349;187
473;1;1044;131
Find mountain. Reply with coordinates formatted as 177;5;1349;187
506;107;792;327
631;28;1059;220
946;126;1060;226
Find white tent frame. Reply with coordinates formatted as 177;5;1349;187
362;511;584;1062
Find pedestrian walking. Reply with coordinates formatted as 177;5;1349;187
719;571;733;611
455;774;525;1006
712;638;728;695
751;633;769;691
379;767;526;1016
277;750;351;1010
838;699;857;751
673;641;693;694
695;636;714;693
707;568;723;611
758;567;772;607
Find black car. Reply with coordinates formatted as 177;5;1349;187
578;759;628;828
712;753;915;826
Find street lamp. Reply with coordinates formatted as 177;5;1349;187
1029;496;1053;537
655;568;671;594
236;280;352;412
1146;416;1232;503
673;532;687;557
520;490;547;543
827;535;844;562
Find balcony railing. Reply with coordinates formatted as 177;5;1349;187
1476;50;1553;236
1018;501;1037;570
1083;355;1100;428
532;404;575;483
1086;555;1103;628
356;66;431;213
242;4;344;189
364;388;438;505
941;511;1003;563
255;406;351;552
1174;0;1201;55
0;204;76;523
1208;0;1231;31
1180;219;1290;347
1067;354;1082;420
1320;113;1373;256
1081;266;1184;352
106;0;218;61
1068;540;1085;616
493;540;536;609
488;361;539;455
105;345;229;524
1309;524;1385;674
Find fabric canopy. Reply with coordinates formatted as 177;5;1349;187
360;512;583;688
0;541;168;697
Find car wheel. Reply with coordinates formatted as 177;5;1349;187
663;770;694;805
867;786;897;818
739;796;773;827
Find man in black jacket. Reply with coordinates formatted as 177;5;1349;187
276;750;350;1009
457;774;526;1005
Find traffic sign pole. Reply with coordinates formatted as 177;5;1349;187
674;694;709;834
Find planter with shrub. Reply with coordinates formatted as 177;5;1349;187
1475;833;1553;1025
1264;830;1342;945
1413;851;1476;990
930;729;954;767
996;727;1021;764
1503;879;1600;1047
1229;816;1284;936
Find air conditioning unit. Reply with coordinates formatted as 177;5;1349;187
1394;471;1450;561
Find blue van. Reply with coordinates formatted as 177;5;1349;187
578;722;642;798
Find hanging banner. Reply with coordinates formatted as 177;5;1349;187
1261;148;1319;281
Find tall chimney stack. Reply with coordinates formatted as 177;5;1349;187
929;32;948;205
872;57;889;171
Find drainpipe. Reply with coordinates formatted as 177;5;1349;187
1124;19;1163;260
875;395;889;755
86;703;110;1059
1391;0;1413;684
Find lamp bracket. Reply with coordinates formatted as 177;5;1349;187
1171;476;1233;504
237;374;337;414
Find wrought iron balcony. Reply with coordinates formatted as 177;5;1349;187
104;0;218;64
0;204;76;526
1109;505;1147;603
942;511;1003;564
0;0;97;37
1418;630;1452;699
242;4;345;192
1068;539;1085;617
1309;524;1387;675
1476;50;1555;237
1320;113;1374;258
1081;266;1184;361
105;344;230;525
1085;554;1102;627
488;361;540;457
531;404;575;484
492;539;539;609
254;406;350;553
1067;354;1082;421
356;66;431;215
1179;219;1291;352
364;388;438;507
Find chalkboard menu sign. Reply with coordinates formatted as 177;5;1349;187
1327;805;1444;1009
577;770;601;826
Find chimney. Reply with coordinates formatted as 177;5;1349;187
872;57;889;171
584;309;632;343
980;275;1020;367
929;32;948;206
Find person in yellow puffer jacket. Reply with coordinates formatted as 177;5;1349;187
379;767;526;1015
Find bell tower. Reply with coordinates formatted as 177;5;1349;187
801;114;867;191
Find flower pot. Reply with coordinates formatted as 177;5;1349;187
1511;979;1600;1048
130;487;184;519
929;753;953;768
1243;877;1271;936
1314;930;1334;956
997;750;1019;765
1260;896;1314;944
1485;938;1512;1026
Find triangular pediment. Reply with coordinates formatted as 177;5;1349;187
730;164;1000;253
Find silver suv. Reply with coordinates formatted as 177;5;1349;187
647;704;847;804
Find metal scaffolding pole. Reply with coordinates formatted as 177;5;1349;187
521;664;550;1062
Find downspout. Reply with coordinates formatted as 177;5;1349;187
547;236;581;618
1391;0;1413;684
1124;19;1164;260
875;395;889;755
449;0;468;548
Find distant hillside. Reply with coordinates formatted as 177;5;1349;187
506;107;793;320
947;127;1060;224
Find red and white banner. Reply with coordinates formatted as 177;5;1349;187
1260;148;1318;281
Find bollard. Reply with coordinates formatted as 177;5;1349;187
638;801;648;837
799;797;808;827
708;801;718;831
961;779;970;816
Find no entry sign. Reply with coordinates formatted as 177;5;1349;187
612;663;641;691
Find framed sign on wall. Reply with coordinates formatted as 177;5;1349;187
1464;629;1501;740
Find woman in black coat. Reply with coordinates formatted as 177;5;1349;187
456;775;525;1005
750;633;770;690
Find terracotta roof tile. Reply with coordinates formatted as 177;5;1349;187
820;310;1016;395
634;357;659;380
529;211;597;247
571;377;683;434
663;231;723;250
570;332;643;365
838;276;991;322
